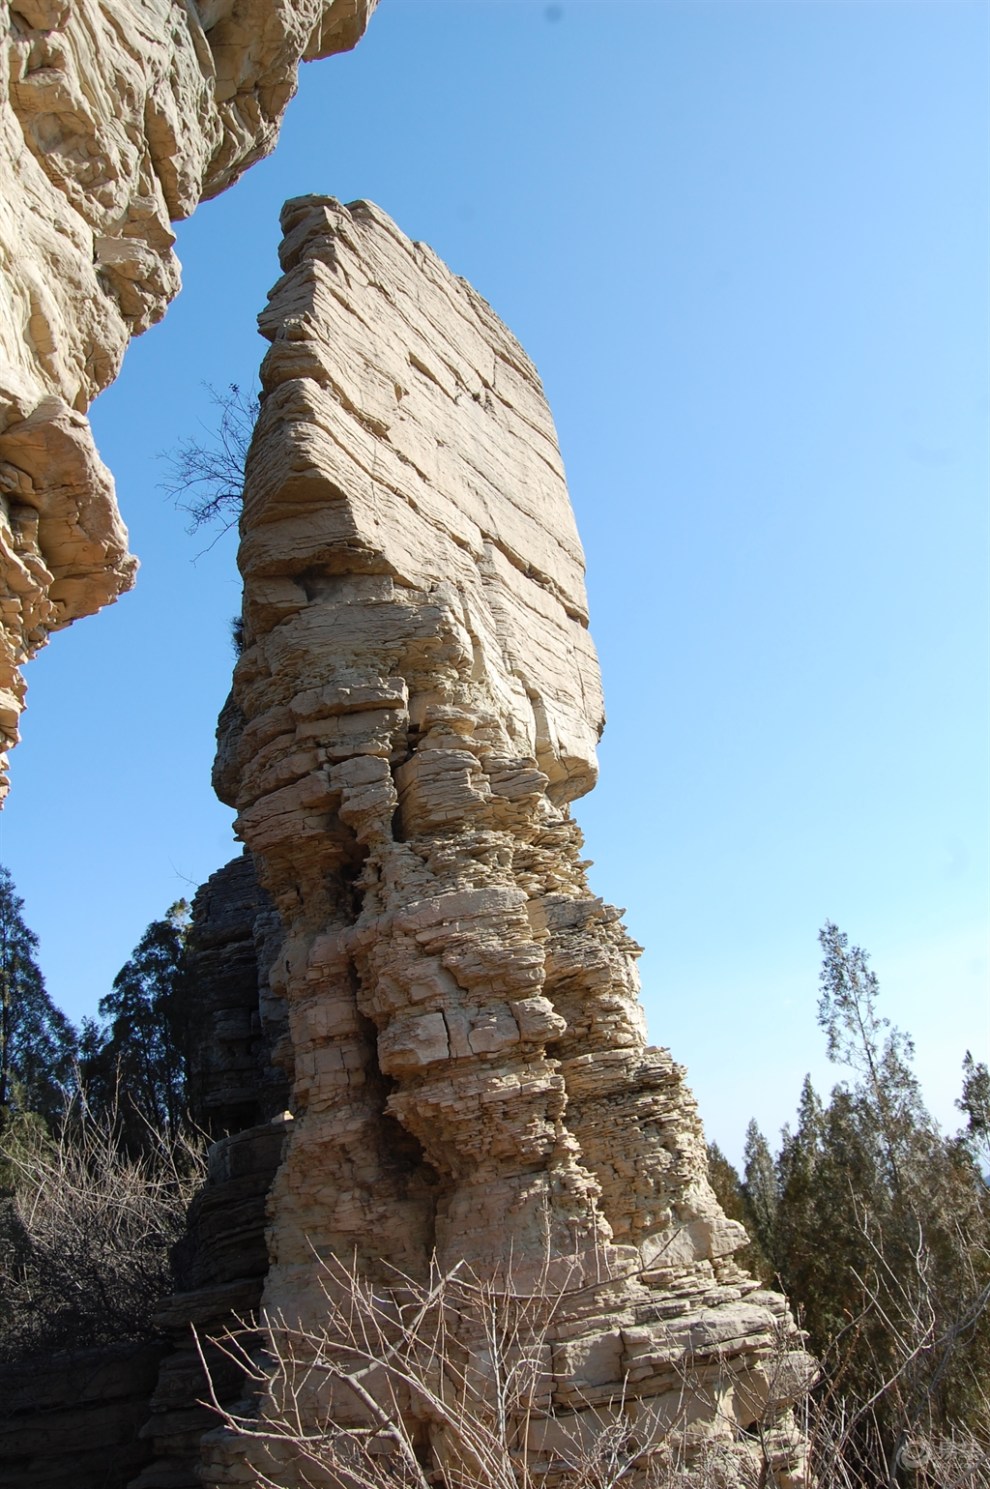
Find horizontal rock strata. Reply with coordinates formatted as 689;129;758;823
0;0;377;794
186;851;289;1135
136;854;291;1489
207;197;813;1485
0;1340;167;1489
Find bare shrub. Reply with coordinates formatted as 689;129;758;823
803;1391;990;1489
160;381;258;539
0;1099;205;1359
795;1202;990;1487
199;1257;585;1489
197;1255;809;1489
194;1242;990;1489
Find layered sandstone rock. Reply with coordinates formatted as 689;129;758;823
207;196;813;1484
186;851;289;1135
0;0;378;794
0;1340;167;1489
136;854;290;1488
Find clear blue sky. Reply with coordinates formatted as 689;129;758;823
2;0;986;1166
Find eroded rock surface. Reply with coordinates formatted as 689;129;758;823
0;1340;167;1489
0;0;377;793
136;854;290;1489
208;197;813;1484
186;850;289;1135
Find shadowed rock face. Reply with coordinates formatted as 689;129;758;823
210;196;813;1484
0;0;378;794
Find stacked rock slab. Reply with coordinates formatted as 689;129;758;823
0;1341;167;1489
206;195;812;1486
186;851;289;1137
133;855;291;1488
0;0;377;796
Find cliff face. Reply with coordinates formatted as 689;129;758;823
0;0;378;793
186;850;288;1135
207;196;813;1485
136;855;290;1489
0;1340;168;1489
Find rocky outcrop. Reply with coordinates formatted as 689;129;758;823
187;851;289;1135
206;196;813;1484
136;1122;289;1489
0;0;378;795
0;1340;167;1489
135;854;290;1489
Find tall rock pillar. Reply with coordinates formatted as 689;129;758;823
210;196;812;1485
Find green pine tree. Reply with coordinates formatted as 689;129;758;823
741;1118;779;1276
0;866;76;1127
88;901;192;1142
706;1140;773;1281
957;1050;990;1174
770;925;990;1466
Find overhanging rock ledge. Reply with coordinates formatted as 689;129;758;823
0;0;378;795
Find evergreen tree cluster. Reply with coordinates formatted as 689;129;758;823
0;864;192;1141
80;901;193;1146
0;867;200;1359
0;866;76;1125
709;924;990;1473
0;858;987;1476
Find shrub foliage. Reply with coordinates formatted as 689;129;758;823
716;924;990;1480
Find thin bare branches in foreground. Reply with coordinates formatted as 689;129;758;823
0;1099;205;1358
194;1245;990;1489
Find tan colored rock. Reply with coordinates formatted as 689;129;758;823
208;197;813;1484
0;0;378;795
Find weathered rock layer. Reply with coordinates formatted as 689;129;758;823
136;853;290;1489
209;197;813;1484
0;0;377;792
0;1340;167;1489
